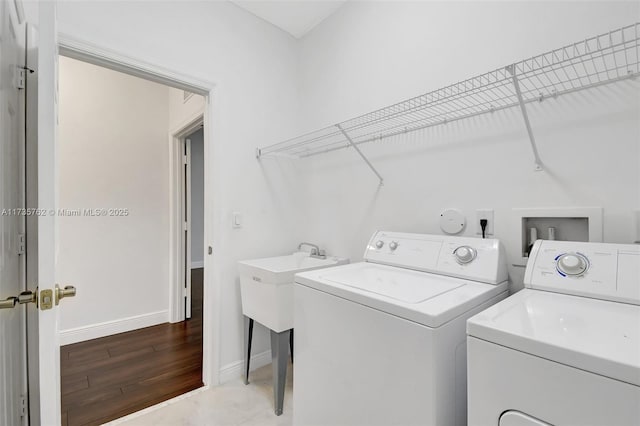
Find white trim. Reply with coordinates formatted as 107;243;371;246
185;137;192;319
169;113;204;324
55;35;221;390
58;34;215;94
219;350;272;384
191;261;205;269
169;112;206;137
59;311;169;345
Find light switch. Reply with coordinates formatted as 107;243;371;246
233;212;242;229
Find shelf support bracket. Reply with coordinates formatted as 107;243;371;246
336;124;384;186
507;65;543;171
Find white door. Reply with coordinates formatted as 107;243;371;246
183;138;192;319
6;3;65;425
0;1;28;425
1;3;62;425
32;2;66;424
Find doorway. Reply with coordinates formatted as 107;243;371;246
179;123;204;319
170;114;205;324
56;56;209;425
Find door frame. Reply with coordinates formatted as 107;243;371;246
1;1;29;424
169;113;203;323
55;34;221;396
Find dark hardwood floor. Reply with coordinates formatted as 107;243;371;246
60;268;204;426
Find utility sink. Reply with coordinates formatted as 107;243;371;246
239;251;349;332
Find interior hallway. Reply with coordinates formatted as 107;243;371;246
60;269;204;426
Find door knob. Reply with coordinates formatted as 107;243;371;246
18;290;37;305
1;289;39;309
55;284;76;305
0;297;18;309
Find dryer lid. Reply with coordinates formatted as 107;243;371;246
467;289;640;387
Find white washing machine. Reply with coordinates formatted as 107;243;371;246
293;231;509;426
467;240;640;426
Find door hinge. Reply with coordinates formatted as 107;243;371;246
183;221;188;231
19;394;27;418
16;68;26;90
183;154;188;165
17;233;25;255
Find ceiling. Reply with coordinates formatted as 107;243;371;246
231;1;347;39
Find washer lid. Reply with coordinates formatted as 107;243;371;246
296;262;507;328
467;289;640;387
319;263;462;303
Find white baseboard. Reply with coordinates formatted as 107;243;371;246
59;310;169;345
191;260;204;269
219;349;271;384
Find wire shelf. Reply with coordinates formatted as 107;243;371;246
258;23;640;161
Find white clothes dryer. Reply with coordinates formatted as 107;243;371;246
467;240;640;426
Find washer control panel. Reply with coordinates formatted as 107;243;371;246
454;246;477;264
365;231;507;284
555;252;590;276
525;240;640;305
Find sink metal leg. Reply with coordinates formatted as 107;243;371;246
243;316;254;385
289;329;294;363
270;329;290;416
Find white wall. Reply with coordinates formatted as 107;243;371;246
54;0;640;380
296;1;640;291
189;127;205;266
57;1;304;373
57;56;172;342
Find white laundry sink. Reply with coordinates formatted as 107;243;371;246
239;252;349;332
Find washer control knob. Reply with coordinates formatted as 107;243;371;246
375;240;384;249
556;253;588;276
389;241;399;251
454;246;476;264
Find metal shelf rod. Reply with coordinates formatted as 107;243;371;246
507;65;544;171
336;124;384;186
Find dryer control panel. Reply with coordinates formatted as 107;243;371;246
364;231;508;284
525;240;640;305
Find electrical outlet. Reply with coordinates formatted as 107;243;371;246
476;209;494;236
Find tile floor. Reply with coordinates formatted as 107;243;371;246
108;363;293;426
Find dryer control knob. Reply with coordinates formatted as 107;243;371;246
454;246;476;264
556;253;588;276
375;240;384;249
389;241;398;251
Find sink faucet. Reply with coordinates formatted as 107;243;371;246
298;242;326;259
